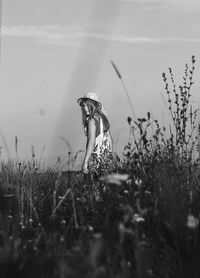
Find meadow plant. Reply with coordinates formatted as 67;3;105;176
119;56;200;277
162;55;198;160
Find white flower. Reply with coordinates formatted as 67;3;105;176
88;225;94;232
126;179;132;185
132;213;145;223
61;219;66;225
101;173;129;186
187;214;199;229
135;178;142;186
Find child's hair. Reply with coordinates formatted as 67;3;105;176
80;99;110;136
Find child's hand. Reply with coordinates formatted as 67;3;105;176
81;162;89;174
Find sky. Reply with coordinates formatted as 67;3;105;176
1;0;200;168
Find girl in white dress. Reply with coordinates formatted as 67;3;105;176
77;92;113;174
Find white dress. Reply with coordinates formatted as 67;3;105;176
93;117;112;157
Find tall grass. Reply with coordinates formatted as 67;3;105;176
0;56;200;277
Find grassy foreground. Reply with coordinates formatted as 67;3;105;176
0;57;200;277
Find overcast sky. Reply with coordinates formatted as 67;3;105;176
1;0;200;166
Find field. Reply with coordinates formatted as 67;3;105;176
0;57;200;277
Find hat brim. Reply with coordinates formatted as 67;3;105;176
77;97;102;107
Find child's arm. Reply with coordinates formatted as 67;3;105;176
82;119;96;173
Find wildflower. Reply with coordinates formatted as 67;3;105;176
88;225;94;232
135;178;142;187
127;116;132;124
187;214;199;229
58;195;64;200
19;222;25;229
132;213;145;223
126;179;132;185
101;173;129;186
61;219;66;225
137;117;146;123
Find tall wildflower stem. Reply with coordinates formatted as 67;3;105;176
162;56;197;158
111;60;136;120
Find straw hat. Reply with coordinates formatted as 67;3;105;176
77;92;102;107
